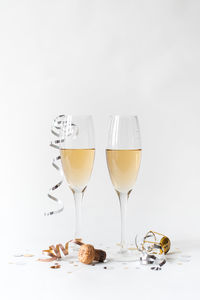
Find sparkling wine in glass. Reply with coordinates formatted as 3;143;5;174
106;115;142;261
60;115;95;243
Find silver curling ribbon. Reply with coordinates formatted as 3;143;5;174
45;115;79;216
45;115;66;216
135;231;167;270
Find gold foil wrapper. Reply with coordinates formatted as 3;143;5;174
160;236;171;254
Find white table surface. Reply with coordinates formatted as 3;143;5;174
2;240;199;300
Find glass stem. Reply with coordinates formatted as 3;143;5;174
73;191;83;240
118;192;128;252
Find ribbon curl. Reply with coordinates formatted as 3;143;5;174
45;115;66;216
45;115;79;216
38;239;82;262
38;241;72;262
135;231;170;270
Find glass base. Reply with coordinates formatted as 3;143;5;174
70;242;81;253
108;248;139;262
60;242;81;263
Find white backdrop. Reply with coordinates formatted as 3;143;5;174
1;0;200;258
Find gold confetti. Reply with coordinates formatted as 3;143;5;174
168;250;181;255
23;254;34;257
128;247;137;251
50;264;61;269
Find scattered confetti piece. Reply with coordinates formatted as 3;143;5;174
151;266;161;271
124;267;129;269
181;255;191;259
73;264;78;267
15;262;27;265
128;247;137;251
23;254;34;257
50;264;61;269
168;250;182;255
13;254;23;257
179;258;190;263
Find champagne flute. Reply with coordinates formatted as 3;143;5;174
106;115;142;261
60;115;95;244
